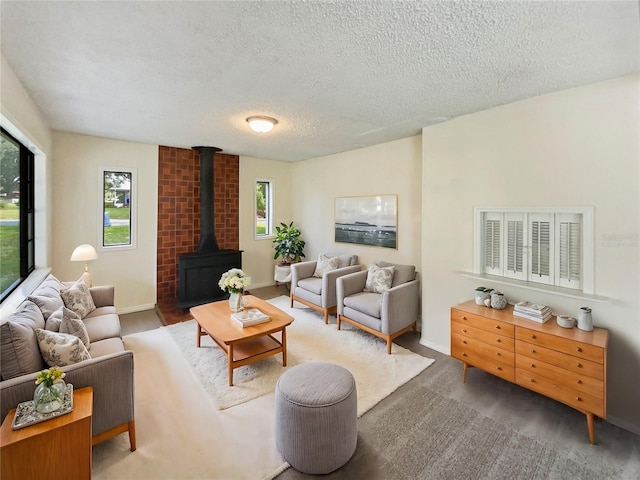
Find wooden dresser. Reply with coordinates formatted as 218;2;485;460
451;300;608;444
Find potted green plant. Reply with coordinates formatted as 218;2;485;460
273;221;306;266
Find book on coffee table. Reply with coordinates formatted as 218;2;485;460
231;309;270;328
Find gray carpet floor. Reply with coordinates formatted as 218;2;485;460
120;287;640;480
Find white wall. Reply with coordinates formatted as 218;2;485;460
0;54;53;320
51;132;158;313
421;74;640;433
239;156;292;288
291;136;423;270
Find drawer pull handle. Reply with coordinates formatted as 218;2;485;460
462;340;467;344
530;349;536;354
496;366;502;371
462;316;467;320
530;364;535;368
462;353;467;357
462;329;467;333
496;352;501;356
577;363;582;368
530;378;535;383
530;334;536;339
577;347;582;352
576;380;582;384
553;384;557;388
495;325;501;329
576;397;582;402
496;339;501;343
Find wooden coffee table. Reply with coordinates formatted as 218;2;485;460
190;295;294;386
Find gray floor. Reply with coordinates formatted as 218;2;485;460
120;287;640;479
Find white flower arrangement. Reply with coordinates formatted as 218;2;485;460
218;268;250;294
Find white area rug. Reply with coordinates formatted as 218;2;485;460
92;296;434;479
166;295;434;413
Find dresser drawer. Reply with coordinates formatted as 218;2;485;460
515;340;604;381
451;320;514;351
515;355;604;398
516;326;604;363
516;368;604;418
452;335;514;382
452;333;514;364
451;309;514;338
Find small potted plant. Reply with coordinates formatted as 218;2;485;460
273;222;306;266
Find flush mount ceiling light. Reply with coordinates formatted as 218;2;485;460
246;116;278;133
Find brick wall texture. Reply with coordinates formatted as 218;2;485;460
157;146;240;304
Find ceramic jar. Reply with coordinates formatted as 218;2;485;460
474;290;490;306
577;307;593;331
228;291;243;312
490;292;507;310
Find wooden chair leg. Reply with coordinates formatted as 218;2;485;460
128;420;137;452
323;310;329;324
387;338;392;355
337;315;342;330
290;293;294;308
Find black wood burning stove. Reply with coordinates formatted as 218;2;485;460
177;146;242;309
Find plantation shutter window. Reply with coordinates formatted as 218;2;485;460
483;212;502;275
557;214;582;289
504;213;525;281
529;214;553;285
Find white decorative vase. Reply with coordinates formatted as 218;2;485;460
228;292;243;312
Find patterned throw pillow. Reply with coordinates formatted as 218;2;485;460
313;254;340;278
59;307;90;349
36;329;91;367
61;278;96;318
363;263;395;293
45;306;65;332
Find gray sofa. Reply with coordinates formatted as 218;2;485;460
0;273;136;451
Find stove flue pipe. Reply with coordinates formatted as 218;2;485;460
192;146;222;253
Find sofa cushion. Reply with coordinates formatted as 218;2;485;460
0;301;46;379
45;306;64;332
60;307;90;349
313;254;340;278
376;261;415;287
88;337;125;359
27;274;64;320
36;329;91;367
61;278;96;318
364;264;395;293
82;308;121;343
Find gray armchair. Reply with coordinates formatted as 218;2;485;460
336;262;419;354
290;254;360;324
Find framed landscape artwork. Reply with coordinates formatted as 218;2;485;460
335;195;397;249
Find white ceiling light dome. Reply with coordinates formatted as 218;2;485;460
246;116;278;133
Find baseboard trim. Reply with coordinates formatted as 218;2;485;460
118;303;156;315
419;338;450;355
606;414;640;436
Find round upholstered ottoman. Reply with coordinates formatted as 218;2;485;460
275;362;357;474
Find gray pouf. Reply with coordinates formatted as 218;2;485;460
275;362;357;474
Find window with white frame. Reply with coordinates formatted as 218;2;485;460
474;207;594;293
99;167;136;250
255;179;273;237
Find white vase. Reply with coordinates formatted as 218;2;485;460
228;292;243;312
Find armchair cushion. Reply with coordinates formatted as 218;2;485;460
344;292;383;319
313;254;340;278
298;277;323;296
364;264;395;293
376;261;416;287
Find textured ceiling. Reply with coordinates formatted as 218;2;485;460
1;1;638;161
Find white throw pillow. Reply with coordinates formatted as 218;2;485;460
61;278;96;318
36;329;91;367
363;263;395;293
45;306;65;332
59;307;90;349
313;254;340;278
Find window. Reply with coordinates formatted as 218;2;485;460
100;168;136;249
474;207;594;293
0;127;35;301
255;180;273;237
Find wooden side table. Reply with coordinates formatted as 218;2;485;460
1;386;93;479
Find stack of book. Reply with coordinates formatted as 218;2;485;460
231;309;270;328
513;301;552;323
